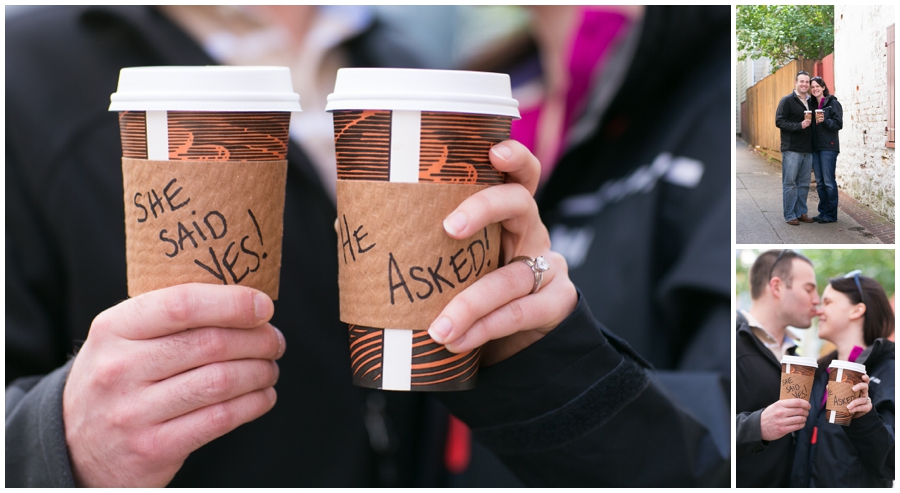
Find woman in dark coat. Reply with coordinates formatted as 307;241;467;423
790;273;895;487
809;76;843;223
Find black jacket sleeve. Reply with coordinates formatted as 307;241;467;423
775;96;802;132
823;99;843;132
439;295;729;487
842;363;895;480
5;84;80;487
5;361;77;487
736;409;767;456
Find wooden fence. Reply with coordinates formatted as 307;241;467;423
744;59;818;161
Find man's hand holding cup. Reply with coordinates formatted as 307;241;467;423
63;284;285;487
760;398;810;441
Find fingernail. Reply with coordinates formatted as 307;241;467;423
491;143;513;161
272;361;280;382
443;211;468;236
446;333;467;352
274;327;285;357
429;317;453;344
254;292;272;320
265;386;277;403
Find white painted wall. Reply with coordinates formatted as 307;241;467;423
834;5;895;221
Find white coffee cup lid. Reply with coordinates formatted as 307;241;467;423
109;66;301;112
325;68;520;118
781;355;818;368
828;360;866;374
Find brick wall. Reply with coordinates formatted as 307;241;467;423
834;5;895;221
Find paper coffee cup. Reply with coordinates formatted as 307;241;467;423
779;355;817;401
110;66;301;299
826;360;866;426
804;111;812;121
327;68;519;392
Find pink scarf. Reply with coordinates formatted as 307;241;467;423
510;8;630;182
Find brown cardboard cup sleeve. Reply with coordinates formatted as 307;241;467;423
780;372;815;401
337;180;502;330
826;381;861;414
122;158;286;299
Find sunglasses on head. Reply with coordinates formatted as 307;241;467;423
843;270;866;304
768;249;791;280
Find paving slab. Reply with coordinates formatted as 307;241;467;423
734;136;888;245
761;212;882;244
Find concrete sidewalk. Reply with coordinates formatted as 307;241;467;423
736;137;890;244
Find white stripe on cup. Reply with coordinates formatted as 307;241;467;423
389;110;421;183
785;363;791;373
382;328;412;391
381;110;421;390
831;368;844;423
146;110;169;161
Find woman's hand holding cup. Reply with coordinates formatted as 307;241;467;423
429;140;578;366
847;374;873;418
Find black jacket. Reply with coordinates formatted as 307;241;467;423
790;340;895;487
6;6;729;487
735;311;799;487
775;91;814;153
812;95;843;153
537;6;732;462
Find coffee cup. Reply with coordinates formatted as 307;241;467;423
109;66;301;299
779;355;817;401
804;110;812;122
326;68;519;391
815;109;824;122
825;360;867;426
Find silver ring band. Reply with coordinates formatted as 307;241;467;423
510;255;550;294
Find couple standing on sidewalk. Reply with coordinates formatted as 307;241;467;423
775;70;844;226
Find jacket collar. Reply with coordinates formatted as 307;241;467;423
815;338;894;377
793;89;810;102
81;6;214;66
857;338;895;367
737;310;789;368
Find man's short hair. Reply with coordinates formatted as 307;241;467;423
749;250;814;299
796;70;810;81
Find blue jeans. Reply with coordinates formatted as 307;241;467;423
782;151;812;221
812;150;839;221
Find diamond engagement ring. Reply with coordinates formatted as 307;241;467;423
510;256;550;294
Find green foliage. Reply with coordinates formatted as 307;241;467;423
736;5;834;72
736;249;895;306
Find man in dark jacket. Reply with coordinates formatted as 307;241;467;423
6;6;730;487
774;71;815;226
736;250;818;487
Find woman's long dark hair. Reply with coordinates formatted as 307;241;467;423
828;275;894;345
810;76;831;98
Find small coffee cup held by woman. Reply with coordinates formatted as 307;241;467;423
809;77;843;224
789;271;895;488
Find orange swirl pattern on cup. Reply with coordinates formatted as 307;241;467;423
117;111;290;161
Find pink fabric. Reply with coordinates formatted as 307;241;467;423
510;106;541;159
510;8;630;182
564;8;629;130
